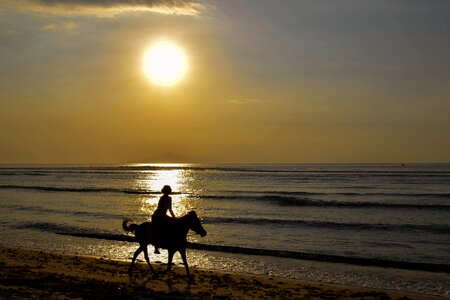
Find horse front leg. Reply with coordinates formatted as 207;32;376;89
143;246;157;276
129;245;144;274
179;248;192;281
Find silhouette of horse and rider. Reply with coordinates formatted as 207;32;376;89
123;185;207;279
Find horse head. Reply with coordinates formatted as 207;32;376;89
188;211;207;237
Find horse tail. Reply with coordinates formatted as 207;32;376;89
122;219;138;233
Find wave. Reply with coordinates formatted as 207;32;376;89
1;184;448;210
0;185;161;195
0;203;141;220
186;243;450;274
3;184;449;200
0;172;49;177
11;222;136;242
1;164;450;175
4;202;448;234
204;195;450;209
209;190;450;198
265;196;450;209
204;217;450;234
4;183;448;199
10;210;449;236
10;221;450;274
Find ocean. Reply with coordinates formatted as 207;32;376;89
0;163;449;296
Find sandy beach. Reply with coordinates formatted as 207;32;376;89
0;245;445;299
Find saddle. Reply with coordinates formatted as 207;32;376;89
152;217;176;247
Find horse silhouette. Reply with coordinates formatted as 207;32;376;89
122;210;207;279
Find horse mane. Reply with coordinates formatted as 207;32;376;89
177;210;196;221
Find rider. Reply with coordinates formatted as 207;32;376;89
152;185;176;254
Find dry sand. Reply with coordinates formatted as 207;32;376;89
0;245;445;299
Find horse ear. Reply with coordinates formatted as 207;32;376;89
189;210;197;216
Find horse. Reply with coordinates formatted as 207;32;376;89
122;210;207;280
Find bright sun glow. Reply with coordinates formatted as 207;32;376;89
143;41;188;86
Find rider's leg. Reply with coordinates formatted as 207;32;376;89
154;223;161;254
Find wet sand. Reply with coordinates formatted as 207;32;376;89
0;245;445;299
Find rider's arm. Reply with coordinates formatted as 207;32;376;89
169;197;176;218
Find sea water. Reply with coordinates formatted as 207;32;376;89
0;164;449;296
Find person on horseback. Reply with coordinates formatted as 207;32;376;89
152;185;176;254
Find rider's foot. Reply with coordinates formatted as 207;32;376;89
154;248;160;254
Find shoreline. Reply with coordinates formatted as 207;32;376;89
53;229;450;274
1;245;446;299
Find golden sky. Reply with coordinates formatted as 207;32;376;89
1;0;449;164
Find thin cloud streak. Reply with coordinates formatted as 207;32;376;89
41;21;78;31
4;0;203;16
228;99;259;105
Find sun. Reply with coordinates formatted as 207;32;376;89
143;41;188;86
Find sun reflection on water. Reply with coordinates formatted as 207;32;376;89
134;164;194;217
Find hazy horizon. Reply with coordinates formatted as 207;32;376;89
1;1;449;164
1;162;449;167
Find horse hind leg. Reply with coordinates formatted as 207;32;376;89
180;249;192;281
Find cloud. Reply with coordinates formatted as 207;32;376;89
41;21;78;31
4;0;204;16
227;98;259;105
